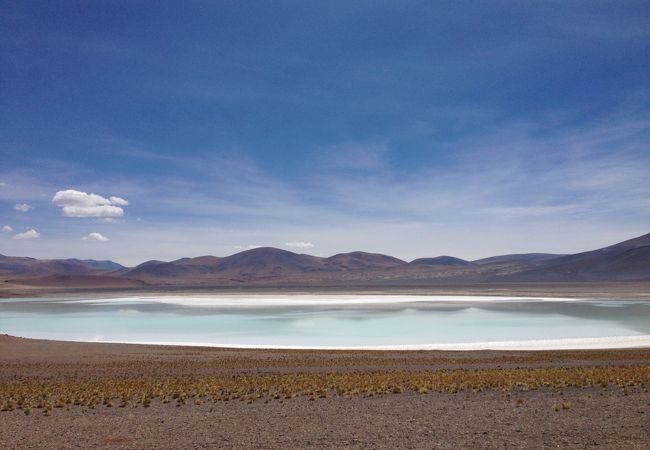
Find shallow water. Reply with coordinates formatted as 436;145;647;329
1;295;650;350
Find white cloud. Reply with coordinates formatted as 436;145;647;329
234;244;262;250
0;182;6;187
1;225;12;232
82;232;109;242
13;229;40;240
109;196;129;206
61;205;124;217
285;241;314;248
14;203;33;212
52;189;129;218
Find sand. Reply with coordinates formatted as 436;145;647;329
1;335;650;449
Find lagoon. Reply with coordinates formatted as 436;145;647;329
1;295;650;350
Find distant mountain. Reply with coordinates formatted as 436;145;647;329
410;256;474;266
500;233;650;282
121;261;194;278
0;254;120;277
65;259;125;271
172;256;222;266
606;233;650;250
120;248;321;280
119;248;406;282
325;252;406;270
3;232;649;286
213;247;323;279
137;260;166;267
473;253;564;265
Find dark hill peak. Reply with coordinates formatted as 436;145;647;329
410;256;474;266
215;247;323;275
325;251;406;270
65;259;125;271
172;256;222;266
229;247;300;257
136;260;166;267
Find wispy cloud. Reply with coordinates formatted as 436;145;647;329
285;241;314;249
14;203;33;212
13;229;40;240
82;232;109;242
309;110;650;225
234;244;262;250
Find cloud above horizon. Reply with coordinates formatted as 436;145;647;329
285;241;315;249
82;232;109;242
13;229;40;240
234;244;262;250
2;225;13;232
14;203;33;212
52;190;129;218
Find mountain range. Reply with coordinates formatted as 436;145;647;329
1;232;649;288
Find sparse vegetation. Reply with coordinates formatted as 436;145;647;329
0;365;648;411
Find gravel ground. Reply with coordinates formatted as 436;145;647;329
1;335;650;449
2;388;649;449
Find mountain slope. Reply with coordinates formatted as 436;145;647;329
0;255;120;277
213;247;324;278
325;252;406;270
410;256;474;266
473;253;564;265
65;259;125;271
120;256;223;278
3;232;650;285
500;233;650;281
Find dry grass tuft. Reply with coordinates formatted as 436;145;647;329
1;365;649;410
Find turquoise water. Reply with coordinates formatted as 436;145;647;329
1;295;649;349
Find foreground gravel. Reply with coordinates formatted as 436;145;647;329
2;388;649;449
2;335;650;448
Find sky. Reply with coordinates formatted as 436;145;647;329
1;1;649;266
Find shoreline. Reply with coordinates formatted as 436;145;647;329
3;280;650;300
4;330;650;353
69;333;650;351
0;292;589;304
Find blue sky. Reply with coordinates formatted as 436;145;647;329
1;1;649;265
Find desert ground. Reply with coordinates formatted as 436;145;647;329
1;334;650;449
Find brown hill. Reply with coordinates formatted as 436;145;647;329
473;253;564;265
0;255;120;277
499;233;650;282
213;247;324;279
172;256;222;266
3;232;650;286
409;256;474;266
325;252;406;270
